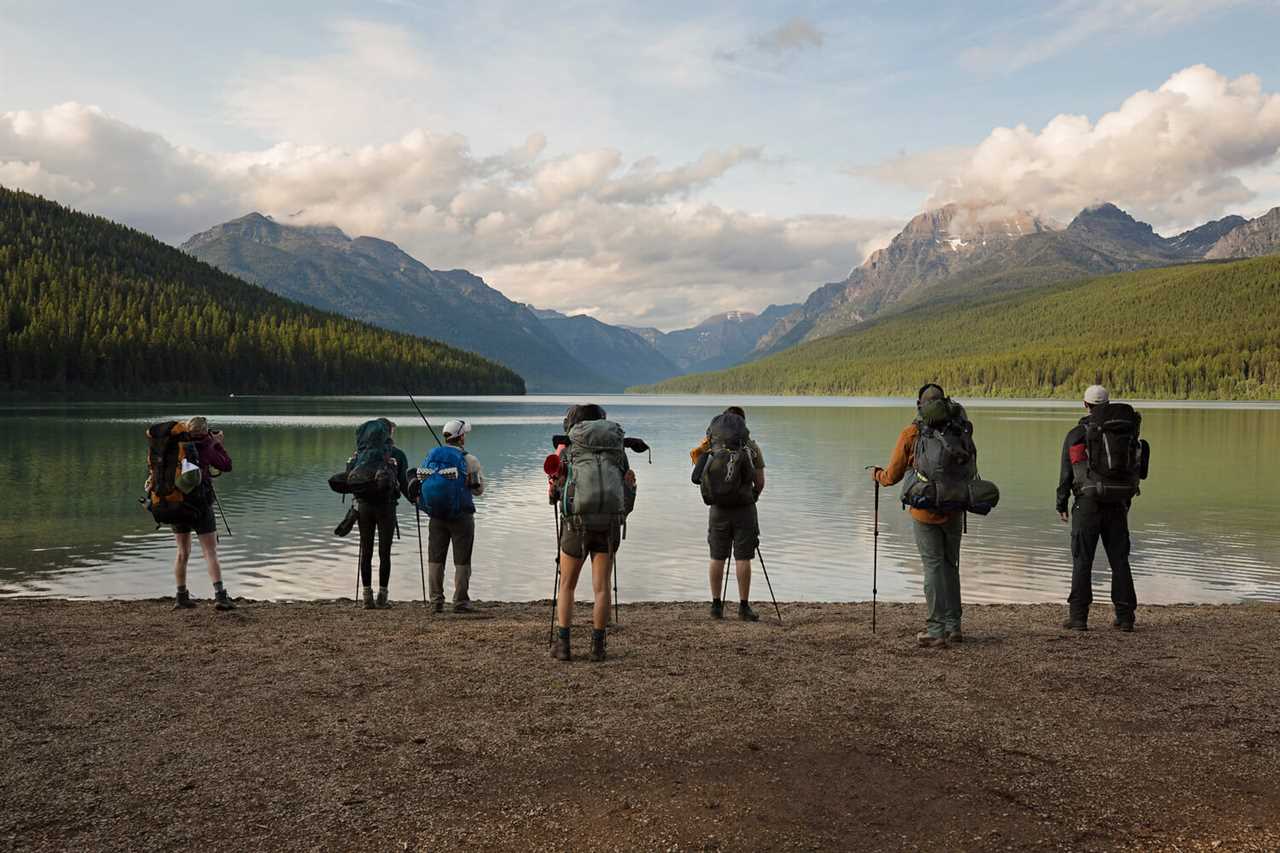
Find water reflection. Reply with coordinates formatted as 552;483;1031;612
2;395;1278;604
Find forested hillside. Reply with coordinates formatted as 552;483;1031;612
637;257;1280;400
0;189;524;396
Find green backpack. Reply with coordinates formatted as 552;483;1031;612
561;419;629;532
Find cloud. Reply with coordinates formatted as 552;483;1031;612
960;0;1258;73
860;65;1280;230
0;102;890;330
752;18;824;55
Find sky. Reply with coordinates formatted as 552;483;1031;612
2;0;1280;329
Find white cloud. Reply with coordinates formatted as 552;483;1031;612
959;0;1258;73
861;65;1280;230
752;18;824;55
0;102;889;330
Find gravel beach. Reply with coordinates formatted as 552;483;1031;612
1;599;1277;852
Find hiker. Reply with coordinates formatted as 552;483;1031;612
417;418;485;613
872;384;998;647
144;417;236;611
549;403;637;662
690;406;766;621
1057;385;1149;632
346;418;410;609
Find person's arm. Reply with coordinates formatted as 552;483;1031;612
1057;427;1082;519
394;448;410;499
750;439;765;495
204;433;232;473
874;426;915;487
689;436;710;466
467;454;485;496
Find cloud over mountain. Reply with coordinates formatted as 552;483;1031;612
0;103;888;329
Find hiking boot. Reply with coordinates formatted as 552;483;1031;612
361;588;376;610
213;590;237;611
452;600;474;613
1112;616;1135;633
738;603;760;622
173;591;196;610
1061;616;1088;631
589;629;607;662
432;600;444;614
916;627;947;648
375;590;392;609
944;629;964;644
710;600;724;619
334;506;358;537
551;631;571;662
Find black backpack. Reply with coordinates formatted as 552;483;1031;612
1073;403;1149;502
328;419;399;501
696;413;756;508
900;399;1000;515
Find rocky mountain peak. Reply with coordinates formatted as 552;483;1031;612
1205;207;1280;260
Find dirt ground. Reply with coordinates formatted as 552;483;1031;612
1;598;1277;853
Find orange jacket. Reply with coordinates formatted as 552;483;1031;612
874;423;956;525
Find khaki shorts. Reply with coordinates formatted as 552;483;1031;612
559;519;622;559
708;503;759;561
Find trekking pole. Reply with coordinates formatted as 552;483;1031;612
721;559;730;604
550;505;562;645
864;466;880;634
404;388;445;447
415;506;427;606
612;519;621;626
755;546;782;624
211;490;233;538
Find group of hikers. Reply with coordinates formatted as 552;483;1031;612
142;382;1150;658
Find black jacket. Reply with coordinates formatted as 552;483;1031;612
1056;418;1088;513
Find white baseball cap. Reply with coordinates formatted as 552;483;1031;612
442;418;471;439
1084;385;1110;405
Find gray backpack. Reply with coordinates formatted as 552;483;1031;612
561;419;629;532
900;400;1000;515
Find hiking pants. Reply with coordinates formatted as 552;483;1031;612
357;500;397;589
912;515;963;638
427;515;474;604
1069;499;1137;621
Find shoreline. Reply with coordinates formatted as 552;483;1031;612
2;600;1277;851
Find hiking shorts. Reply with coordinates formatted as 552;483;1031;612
172;502;217;537
559;519;622;559
708;503;759;561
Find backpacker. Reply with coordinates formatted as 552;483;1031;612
328;419;398;501
1072;402;1149;503
900;399;1000;515
561;419;629;532
417;445;472;520
144;420;205;526
698;413;756;508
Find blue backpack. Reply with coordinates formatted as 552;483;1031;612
417;445;472;519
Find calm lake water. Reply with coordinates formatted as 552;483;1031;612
2;395;1278;604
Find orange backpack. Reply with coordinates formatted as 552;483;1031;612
144;421;204;526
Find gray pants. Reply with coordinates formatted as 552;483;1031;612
912;515;963;637
427;515;474;604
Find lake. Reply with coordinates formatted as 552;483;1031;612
2;394;1278;605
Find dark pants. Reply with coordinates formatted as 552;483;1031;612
1069;499;1137;621
427;515;475;604
357;500;397;588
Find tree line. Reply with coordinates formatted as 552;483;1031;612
0;188;525;396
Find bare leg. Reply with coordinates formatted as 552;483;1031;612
197;532;223;585
591;552;613;630
173;533;192;588
735;558;752;600
708;559;726;598
556;552;584;628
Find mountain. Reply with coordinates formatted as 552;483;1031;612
638;305;799;372
0;188;524;396
526;307;681;387
1206;208;1280;259
637;256;1280;400
182;214;615;392
753;202;1234;357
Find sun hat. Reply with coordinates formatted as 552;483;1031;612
1084;385;1110;405
442;418;471;439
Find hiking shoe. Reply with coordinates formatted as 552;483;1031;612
334;506;358;537
1112;617;1135;633
738;603;760;622
551;635;571;662
945;629;964;644
710;600;724;619
213;590;237;611
361;589;376;610
375;590;392;609
452;600;474;614
1061;617;1088;631
173;591;196;610
916;632;946;648
432;601;444;614
589;630;607;662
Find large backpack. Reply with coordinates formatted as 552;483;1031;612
561;419;629;532
900;400;1000;515
144;420;206;526
329;419;398;501
417;445;472;519
1072;402;1149;503
698;413;757;508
